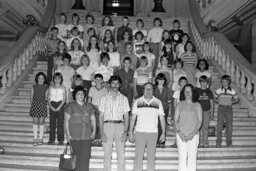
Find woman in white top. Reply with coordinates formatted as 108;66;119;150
107;40;120;71
47;72;66;145
85;35;101;71
76;54;94;91
68;38;85;69
176;33;189;59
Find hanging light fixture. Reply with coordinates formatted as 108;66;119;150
112;0;120;7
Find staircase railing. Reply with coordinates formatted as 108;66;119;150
188;0;256;117
0;0;56;109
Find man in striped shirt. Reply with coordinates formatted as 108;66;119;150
129;82;166;171
99;75;130;171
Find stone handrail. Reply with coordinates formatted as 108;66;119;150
189;0;256;117
0;0;55;100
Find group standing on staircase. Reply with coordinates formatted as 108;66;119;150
28;12;240;171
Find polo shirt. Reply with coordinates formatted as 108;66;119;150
215;87;238;106
132;96;164;133
88;87;108;107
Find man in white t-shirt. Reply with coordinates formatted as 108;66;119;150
129;82;165;171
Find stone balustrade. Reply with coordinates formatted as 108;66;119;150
190;20;256;116
0;32;47;95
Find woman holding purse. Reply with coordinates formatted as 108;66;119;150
65;86;96;171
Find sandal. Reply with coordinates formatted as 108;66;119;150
38;139;43;145
33;139;38;146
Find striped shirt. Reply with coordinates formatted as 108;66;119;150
134;67;152;85
132;96;164;133
215;87;238;106
181;53;198;65
99;92;130;121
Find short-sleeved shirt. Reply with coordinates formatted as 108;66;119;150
65;101;95;140
108;52;120;68
99;92;130;121
94;65;113;82
172;69;187;91
76;66;94;81
215;87;238;106
134;67;152;85
133;29;147;37
195;88;213;111
68;50;85;65
67;24;84;32
146;27;164;43
88;87;108;107
132;96;165;133
169;29;184;44
173;89;181;103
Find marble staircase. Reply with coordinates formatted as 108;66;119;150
0;60;256;170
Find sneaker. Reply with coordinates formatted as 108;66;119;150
38;139;43;145
33;139;38;146
47;141;55;145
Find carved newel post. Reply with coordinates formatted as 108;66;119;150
152;0;165;12
72;0;85;9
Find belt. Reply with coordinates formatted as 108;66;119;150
219;105;232;108
104;120;123;124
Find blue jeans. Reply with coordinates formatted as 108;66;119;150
216;105;233;146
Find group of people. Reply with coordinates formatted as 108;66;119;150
29;12;240;171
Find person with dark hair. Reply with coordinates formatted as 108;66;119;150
174;84;202;171
169;19;184;45
160;39;175;68
140;42;156;70
114;57;135;107
88;74;108;145
30;72;48;146
65;85;96;171
155;55;173;88
100;29;115;52
118;30;133;57
85;35;101;71
99;15;115;40
94;52;113;83
55;13;68;41
181;41;198;86
99;75;130;171
146;17;164;74
133;19;147;38
47;72;66;145
116;16;133;43
195;75;214;147
56;53;75;97
176;33;190;58
83;14;97;41
195;59;211;88
215;75;239;148
68;74;84;102
84;27;97;49
133;31;145;57
154;73;172;147
129;82;165;171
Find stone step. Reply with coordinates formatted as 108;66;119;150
1;133;256;146
1;153;256;170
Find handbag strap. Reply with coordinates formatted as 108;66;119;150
63;142;74;155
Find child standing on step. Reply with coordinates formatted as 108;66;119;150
47;72;66;145
215;75;239;148
194;75;214;147
30;72;48;146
